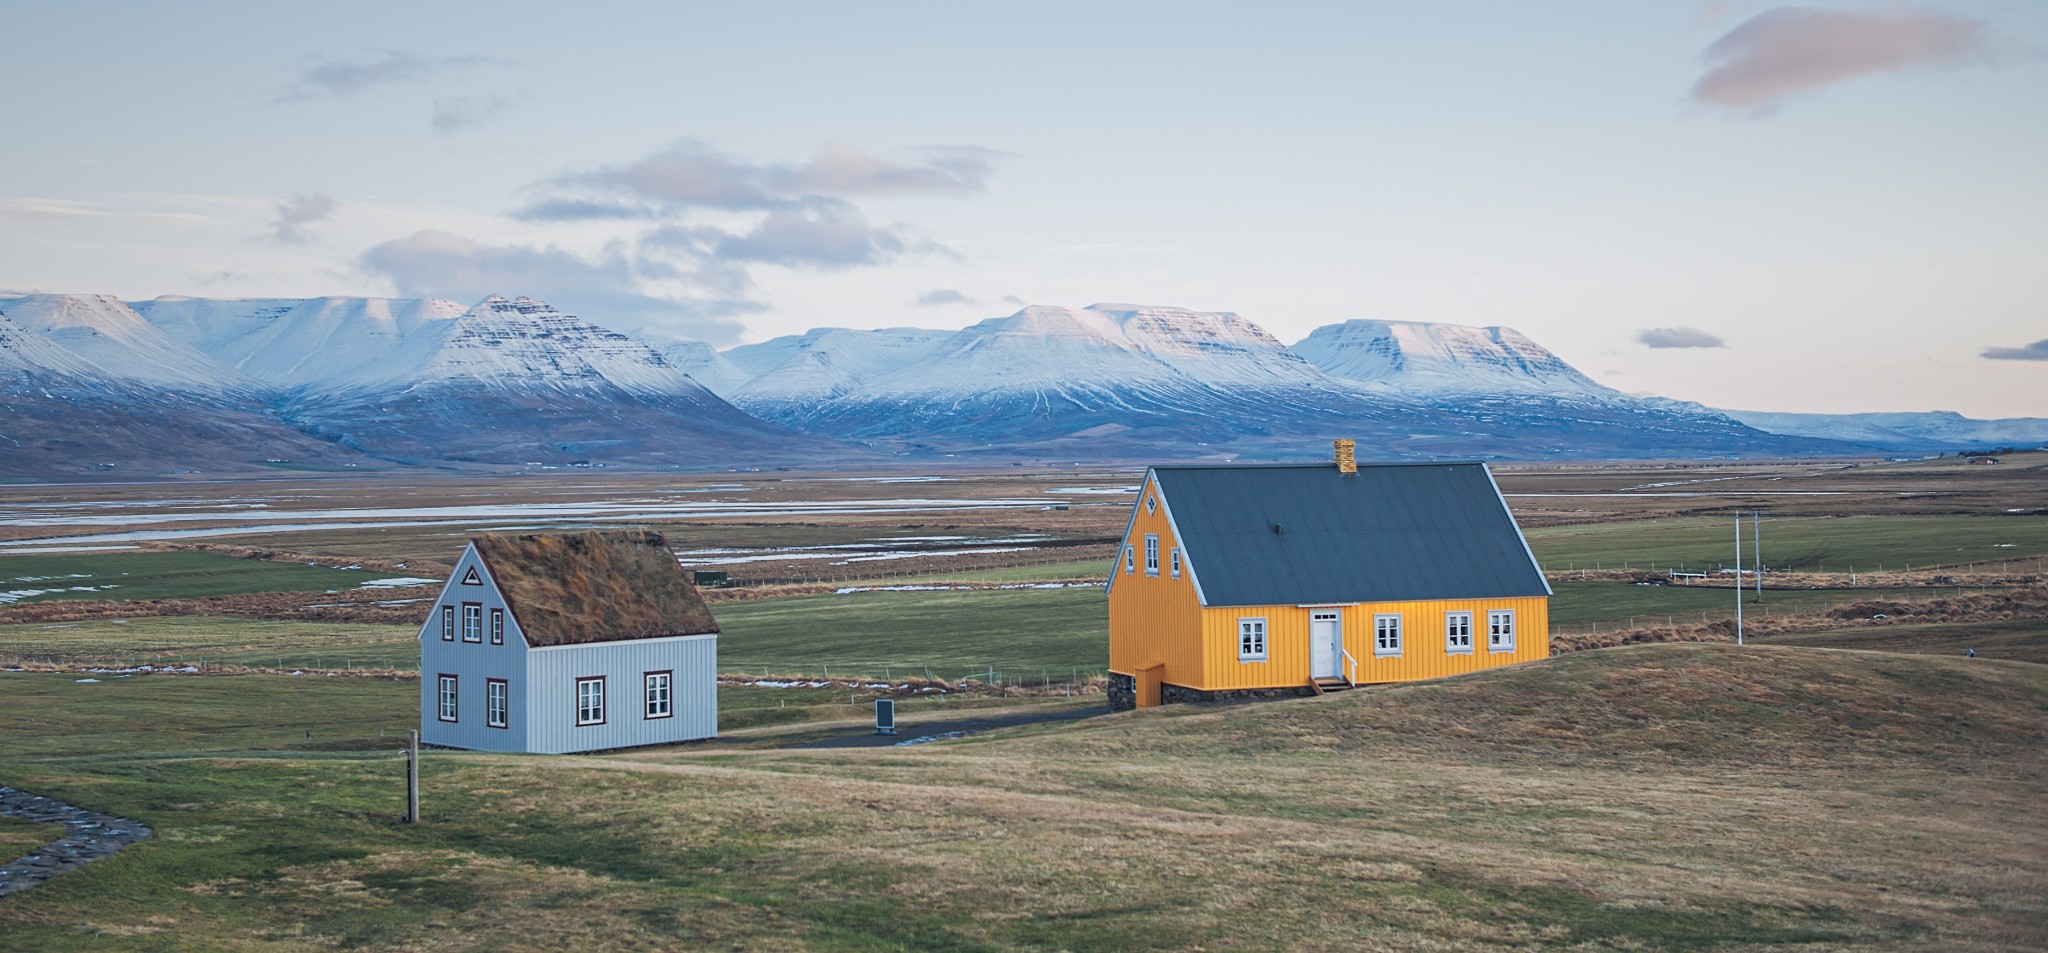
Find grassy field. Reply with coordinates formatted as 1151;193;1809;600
1546;580;1927;628
0;551;384;605
1758;617;2048;663
1526;514;2048;573
716;587;1109;680
0;617;419;670
1;643;2041;950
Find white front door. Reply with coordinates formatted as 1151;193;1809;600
1309;611;1342;678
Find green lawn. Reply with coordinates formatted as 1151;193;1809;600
0;617;418;670
716;587;1108;680
850;559;1112;585
1758;618;2048;664
0;551;388;605
0;646;2040;949
1548;580;1927;629
1526;514;2048;573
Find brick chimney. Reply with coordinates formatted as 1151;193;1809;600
1334;438;1357;475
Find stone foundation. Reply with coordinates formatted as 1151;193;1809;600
1106;672;1136;712
1161;683;1317;705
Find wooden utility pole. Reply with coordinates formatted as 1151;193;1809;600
408;730;421;824
1734;516;1744;646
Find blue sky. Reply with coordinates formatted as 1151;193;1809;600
1;1;2043;416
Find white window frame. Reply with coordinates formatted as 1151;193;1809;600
436;675;458;722
576;676;607;726
1446;612;1474;655
440;605;454;641
1124;545;1135;574
485;678;509;729
461;603;483;643
1488;610;1516;653
644;671;673;720
489;608;505;645
1169;547;1181;578
1144;535;1159;576
1374;613;1403;657
1238;617;1268;661
1145;493;1156;515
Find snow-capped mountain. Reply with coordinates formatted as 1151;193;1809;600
724;327;953;407
644;338;752;397
135;295;466;389
736;304;1425;454
1294;319;1610;397
0;304;374;477
0;294;254;393
1720;409;2048;449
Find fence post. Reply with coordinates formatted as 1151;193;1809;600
404;730;420;824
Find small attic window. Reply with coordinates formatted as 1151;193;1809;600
1145;495;1157;515
461;567;482;585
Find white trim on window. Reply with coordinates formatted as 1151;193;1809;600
485;678;509;728
575;676;607;726
1145;494;1157;515
1144;535;1159;576
1169;547;1181;578
1488;610;1516;653
1446;612;1474;655
436;675;458;722
489;608;505;645
461;602;483;643
1238;617;1268;661
1374;613;1403;657
440;605;454;641
1123;545;1135;574
644;671;673;720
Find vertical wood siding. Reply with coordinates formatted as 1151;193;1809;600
523;635;717;755
419;544;718;754
1107;475;1206;689
1199;596;1550;690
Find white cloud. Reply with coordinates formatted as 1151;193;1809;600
1638;326;1727;349
1691;6;1995;113
267;193;338;245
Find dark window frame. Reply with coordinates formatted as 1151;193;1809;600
436;674;459;722
644;670;674;720
485;678;509;729
440;605;454;641
575;676;607;726
489;608;505;645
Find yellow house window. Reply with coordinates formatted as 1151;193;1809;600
1374;614;1403;657
1488;610;1516;652
1446;612;1474;654
1238;618;1267;661
1144;535;1159;575
1169;547;1181;578
1123;545;1135;574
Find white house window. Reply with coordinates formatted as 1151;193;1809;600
1144;535;1159;576
1374;614;1403;657
645;671;673;719
1124;545;1135;574
1446;612;1474;654
440;605;454;641
486;678;509;728
1488;610;1516;652
1145;494;1156;515
437;675;458;722
576;677;607;726
461;603;483;643
489;608;505;645
1170;547;1181;578
1238;618;1267;661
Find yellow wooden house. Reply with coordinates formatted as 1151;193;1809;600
1106;441;1550;710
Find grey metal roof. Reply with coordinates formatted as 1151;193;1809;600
1151;462;1548;607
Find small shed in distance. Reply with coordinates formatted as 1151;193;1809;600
418;530;718;753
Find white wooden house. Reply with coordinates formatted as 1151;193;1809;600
417;530;718;753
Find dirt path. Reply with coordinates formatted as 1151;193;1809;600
781;704;1107;749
